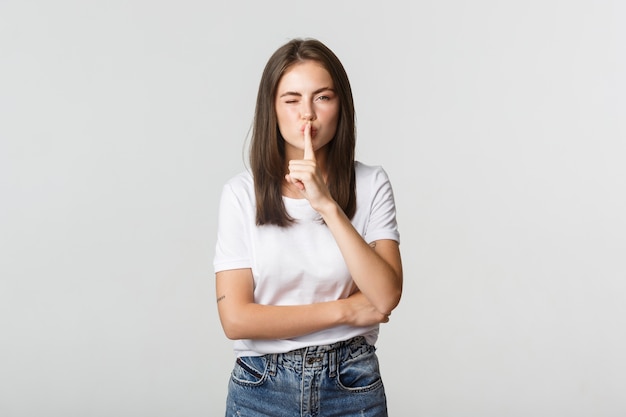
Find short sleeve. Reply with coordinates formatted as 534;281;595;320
363;167;400;245
213;182;252;273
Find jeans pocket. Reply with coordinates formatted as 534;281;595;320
336;346;384;393
230;355;269;387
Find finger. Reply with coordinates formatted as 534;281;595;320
303;122;315;161
285;173;304;191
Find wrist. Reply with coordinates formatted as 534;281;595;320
333;298;350;326
316;200;341;221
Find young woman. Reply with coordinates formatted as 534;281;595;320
214;38;403;417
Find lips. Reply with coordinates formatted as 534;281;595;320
301;125;318;136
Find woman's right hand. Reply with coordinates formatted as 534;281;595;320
342;291;390;327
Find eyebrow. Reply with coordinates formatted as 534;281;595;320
279;87;335;98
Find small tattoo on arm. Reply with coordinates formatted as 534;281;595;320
217;295;226;303
369;241;377;249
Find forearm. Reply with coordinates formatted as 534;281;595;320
219;299;345;340
318;202;403;315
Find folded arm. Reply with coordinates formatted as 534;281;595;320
216;268;388;340
319;204;403;316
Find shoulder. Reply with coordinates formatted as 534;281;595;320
220;170;255;204
223;170;253;190
354;161;397;208
355;161;392;186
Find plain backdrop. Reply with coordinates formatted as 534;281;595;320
1;1;625;416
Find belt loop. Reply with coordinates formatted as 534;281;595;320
268;353;278;376
328;349;337;378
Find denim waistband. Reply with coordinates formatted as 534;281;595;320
267;336;372;377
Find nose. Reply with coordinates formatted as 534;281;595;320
300;102;316;121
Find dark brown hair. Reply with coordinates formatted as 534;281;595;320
250;38;356;226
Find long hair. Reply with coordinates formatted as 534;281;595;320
250;38;356;226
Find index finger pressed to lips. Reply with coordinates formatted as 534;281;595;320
303;122;315;161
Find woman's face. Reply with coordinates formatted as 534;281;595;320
275;60;339;160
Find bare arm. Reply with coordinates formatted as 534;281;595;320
216;268;388;340
285;122;403;316
318;207;403;315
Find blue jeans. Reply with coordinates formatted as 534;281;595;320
225;336;388;417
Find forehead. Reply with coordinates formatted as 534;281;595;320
277;60;334;91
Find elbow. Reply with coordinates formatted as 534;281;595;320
219;314;248;340
222;326;241;340
222;325;249;341
376;266;403;316
376;288;402;317
218;301;262;340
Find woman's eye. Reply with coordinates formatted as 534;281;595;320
316;96;330;101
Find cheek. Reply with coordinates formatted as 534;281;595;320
275;110;288;131
319;104;339;121
321;109;339;133
276;107;299;126
275;111;300;141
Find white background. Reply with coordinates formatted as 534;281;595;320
1;1;625;416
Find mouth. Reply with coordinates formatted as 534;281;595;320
301;125;318;137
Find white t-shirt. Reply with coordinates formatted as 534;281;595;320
213;161;400;357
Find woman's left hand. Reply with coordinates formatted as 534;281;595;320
285;122;334;212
